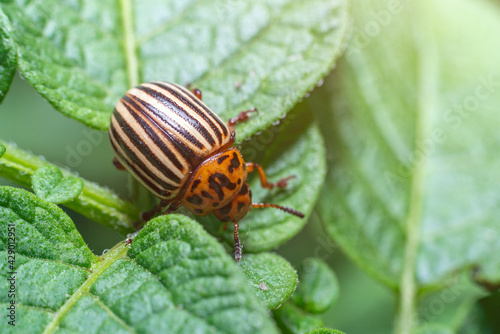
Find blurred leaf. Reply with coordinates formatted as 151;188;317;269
304;329;346;334
0;143;5;158
457;291;500;334
0;9;15;102
312;0;500;330
0;189;278;333
273;302;323;334
293;258;339;314
0;140;139;234
416;325;454;334
201;107;326;252
0;0;349;138
32;165;83;204
239;253;298;309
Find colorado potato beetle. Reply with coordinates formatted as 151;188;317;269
109;82;303;261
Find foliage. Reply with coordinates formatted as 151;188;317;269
0;0;347;332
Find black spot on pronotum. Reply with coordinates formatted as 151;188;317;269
217;155;229;164
240;184;248;195
237;179;241;185
201;191;213;199
228;153;241;173
191;179;201;192
213;202;219;207
186;195;203;206
209;173;237;201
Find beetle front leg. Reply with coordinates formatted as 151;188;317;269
113;158;126;170
246;162;295;189
133;199;171;230
228;108;258;127
185;83;203;100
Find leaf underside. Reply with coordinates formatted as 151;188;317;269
315;0;500;291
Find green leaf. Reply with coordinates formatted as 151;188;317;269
304;329;346;334
239;253;298;309
125;214;279;334
0;8;15;102
0;0;349;138
32;166;83;204
293;258;339;314
0;187;279;333
201;106;327;253
0;140;140;234
0;143;5;158
313;0;500;331
273;302;323;334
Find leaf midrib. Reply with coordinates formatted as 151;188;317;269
42;244;129;334
395;13;437;333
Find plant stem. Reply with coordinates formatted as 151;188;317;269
120;0;139;88
0;140;140;234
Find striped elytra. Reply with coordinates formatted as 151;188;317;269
109;81;305;262
109;82;233;201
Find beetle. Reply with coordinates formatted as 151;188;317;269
109;82;304;261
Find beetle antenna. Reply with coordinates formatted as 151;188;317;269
233;222;242;262
251;203;305;218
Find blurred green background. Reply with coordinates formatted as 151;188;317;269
0;74;394;333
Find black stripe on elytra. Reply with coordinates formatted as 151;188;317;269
130;89;205;150
117;102;182;185
157;82;226;144
125;95;202;168
140;84;216;147
109;126;173;198
208;173;237;201
122;96;185;172
112;112;179;190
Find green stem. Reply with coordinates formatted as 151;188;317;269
0;140;139;234
120;0;139;88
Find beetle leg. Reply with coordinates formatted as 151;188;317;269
185;83;203;100
113;158;126;170
228;107;258;127
246;162;295;189
233;222;242;262
133;199;170;230
191;88;202;100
